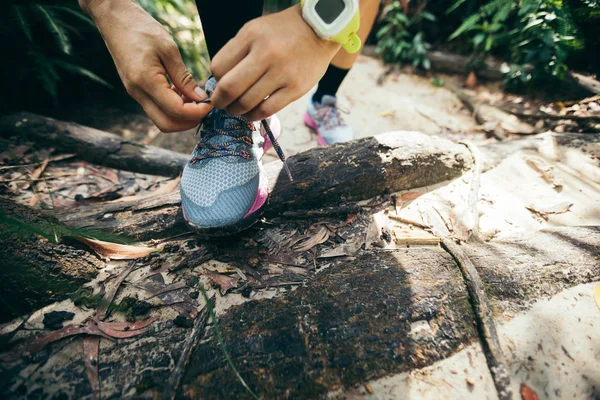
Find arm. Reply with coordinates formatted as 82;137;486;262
79;0;213;132
209;3;342;120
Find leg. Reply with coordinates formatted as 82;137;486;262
195;0;264;59
312;0;380;101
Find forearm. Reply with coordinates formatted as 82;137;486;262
78;0;137;26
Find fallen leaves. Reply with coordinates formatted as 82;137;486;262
525;156;563;189
206;270;240;295
293;226;330;252
75;237;165;261
83;337;100;399
520;384;540;400
526;201;573;221
109;176;180;203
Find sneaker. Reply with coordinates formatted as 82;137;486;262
303;94;353;145
180;77;290;236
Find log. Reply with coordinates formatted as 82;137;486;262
0;197;103;323
0;113;187;177
427;50;504;81
58;131;473;240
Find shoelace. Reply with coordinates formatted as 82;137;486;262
314;103;348;130
191;99;293;181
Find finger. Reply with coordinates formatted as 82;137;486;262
170;84;182;97
162;45;207;102
211;55;267;111
225;70;281;116
138;94;207;133
244;87;293;121
144;73;212;121
210;35;249;81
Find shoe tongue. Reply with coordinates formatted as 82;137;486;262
204;76;218;96
319;94;337;107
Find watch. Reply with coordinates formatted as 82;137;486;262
301;0;361;53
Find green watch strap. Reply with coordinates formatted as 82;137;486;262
301;0;362;53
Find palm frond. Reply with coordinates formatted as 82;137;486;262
34;5;71;55
48;5;96;27
10;5;32;42
52;60;113;88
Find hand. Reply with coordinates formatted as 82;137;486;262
210;4;341;121
81;0;213;132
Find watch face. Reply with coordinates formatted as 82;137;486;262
315;0;346;24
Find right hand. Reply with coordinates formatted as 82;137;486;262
81;0;213;132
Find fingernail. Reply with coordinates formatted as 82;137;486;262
194;86;206;100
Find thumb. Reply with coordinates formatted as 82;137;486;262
162;46;207;102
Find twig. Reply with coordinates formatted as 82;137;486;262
423;209;512;400
462;141;482;241
388;214;432;231
163;295;215;400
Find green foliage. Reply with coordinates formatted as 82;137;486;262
448;0;586;87
376;2;435;70
138;0;210;81
2;1;112;106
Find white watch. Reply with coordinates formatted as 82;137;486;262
301;0;361;53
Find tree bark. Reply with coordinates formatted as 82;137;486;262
0;113;187;177
58;131;473;240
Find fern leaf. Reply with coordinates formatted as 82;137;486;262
48;5;95;27
34;5;72;55
449;13;481;40
52;60;113;88
11;5;33;42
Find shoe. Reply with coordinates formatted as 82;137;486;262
303;94;353;145
180;77;290;236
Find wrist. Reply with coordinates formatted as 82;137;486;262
80;0;135;24
291;4;341;55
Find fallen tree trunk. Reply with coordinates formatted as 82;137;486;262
58;131;472;239
0;113;187;177
0;197;103;322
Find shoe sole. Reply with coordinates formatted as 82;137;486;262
184;203;265;238
303;112;329;146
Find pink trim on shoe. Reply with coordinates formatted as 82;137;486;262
244;165;269;218
303;112;328;146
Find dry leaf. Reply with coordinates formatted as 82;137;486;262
365;383;374;394
83;337;101;400
109;177;180;203
293;226;330;252
526;201;573;221
205;270;239;295
594;285;600;310
378;110;396;117
520;384;540;400
22;323;112;356
525;157;563;189
465;70;478;88
76;237;164;260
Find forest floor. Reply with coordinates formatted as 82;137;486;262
1;54;599;400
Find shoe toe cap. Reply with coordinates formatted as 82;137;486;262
181;168;259;229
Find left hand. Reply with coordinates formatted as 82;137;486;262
209;4;341;121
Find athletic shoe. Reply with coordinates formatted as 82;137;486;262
304;94;353;145
180;77;290;236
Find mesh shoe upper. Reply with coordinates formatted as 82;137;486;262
180;77;264;229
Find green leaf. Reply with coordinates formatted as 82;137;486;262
11;5;32;42
52;60;113;88
449;14;481;40
422;12;436;22
422;58;431;70
34;5;71;54
447;0;466;14
48;5;96;27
